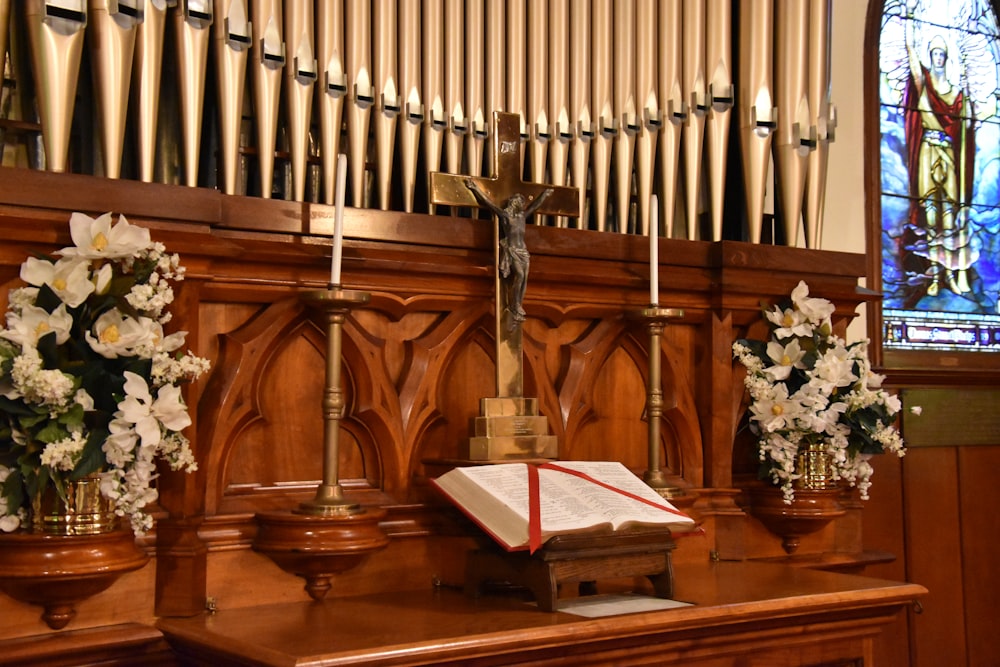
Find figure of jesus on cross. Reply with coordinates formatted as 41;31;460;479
464;178;553;331
430;112;579;400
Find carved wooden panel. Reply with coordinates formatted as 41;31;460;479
0;168;872;622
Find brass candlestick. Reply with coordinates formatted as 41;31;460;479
254;286;389;602
298;285;371;515
635;305;685;499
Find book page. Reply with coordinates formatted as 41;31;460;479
457;464;611;533
542;462;694;530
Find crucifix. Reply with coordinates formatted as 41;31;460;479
430;112;579;459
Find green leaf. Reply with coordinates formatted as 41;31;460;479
34;420;70;444
72;430;108;480
34;283;63;312
58;403;86;430
1;472;25;515
36;330;61;369
0;395;37;417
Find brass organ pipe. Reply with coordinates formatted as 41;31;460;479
706;0;733;241
398;0;421;212
372;0;397;210
465;0;486;177
805;0;833;249
345;0;373;207
213;0;250;196
422;0;444;212
775;0;812;246
484;0;504;176
548;0;571;228
284;0;316;203
444;0;465;177
25;0;87;173
590;0;613;232
527;0;548;190
133;0;167;183
657;0;682;240
681;0;706;240
569;0;591;229
172;1;212;188
738;0;776;244
613;0;636;234
250;0;283;199
316;0;346;205
89;0;140;180
634;0;658;237
0;2;10;103
506;0;526;143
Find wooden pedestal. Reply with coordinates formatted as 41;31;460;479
465;528;676;611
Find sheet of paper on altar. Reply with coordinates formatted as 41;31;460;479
552;594;693;618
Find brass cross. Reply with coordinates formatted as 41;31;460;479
430;112;579;398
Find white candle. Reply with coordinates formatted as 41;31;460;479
330;153;347;286
650;195;659;306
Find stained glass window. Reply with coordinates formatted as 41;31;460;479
878;0;1000;352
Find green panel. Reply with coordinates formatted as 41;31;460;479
901;389;1000;447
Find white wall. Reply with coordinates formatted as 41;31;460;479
825;0;871;338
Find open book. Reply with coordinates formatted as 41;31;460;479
432;461;696;552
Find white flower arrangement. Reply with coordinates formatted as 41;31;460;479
0;213;209;534
732;281;911;503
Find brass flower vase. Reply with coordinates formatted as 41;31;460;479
795;442;837;490
31;474;118;535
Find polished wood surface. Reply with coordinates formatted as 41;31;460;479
0;530;148;630
158;560;925;666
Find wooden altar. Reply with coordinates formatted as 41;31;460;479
0;167;923;664
156;561;924;667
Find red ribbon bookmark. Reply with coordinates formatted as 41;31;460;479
526;462;691;554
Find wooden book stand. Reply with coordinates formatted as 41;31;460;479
464;527;677;612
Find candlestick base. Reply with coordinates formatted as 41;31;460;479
643;469;688;500
296;484;363;516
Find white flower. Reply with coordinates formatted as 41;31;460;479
910;405;923;416
40;431;88;471
93;263;113;295
102;418;139;468
765;305;813;338
115;371;192;449
764;338;806;381
86;310;158;359
2;303;74;348
790;280;836;324
10;349;76;408
748;383;803;433
151;349;211;386
809;345;858;394
74;388;95;411
57;212;152;261
125;274;175;321
20;256;95;308
7;287;39;312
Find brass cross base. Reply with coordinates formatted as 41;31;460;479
467;397;558;460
